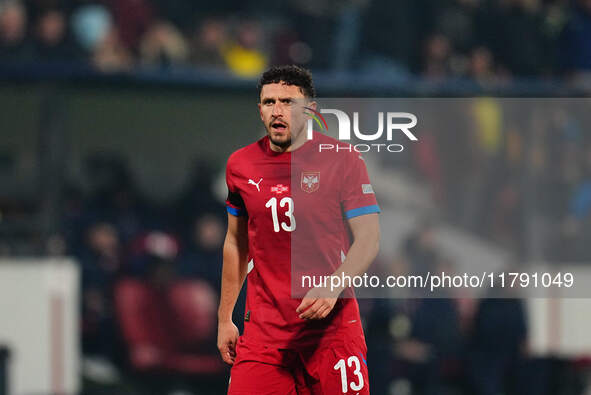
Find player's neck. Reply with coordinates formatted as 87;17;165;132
269;129;308;153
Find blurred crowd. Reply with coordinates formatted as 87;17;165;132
56;154;237;393
362;222;585;395
1;0;591;80
399;100;591;262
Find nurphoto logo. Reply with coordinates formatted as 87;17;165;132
304;107;418;153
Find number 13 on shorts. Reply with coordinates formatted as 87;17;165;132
333;355;366;394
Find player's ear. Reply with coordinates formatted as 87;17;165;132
303;100;317;121
258;102;263;121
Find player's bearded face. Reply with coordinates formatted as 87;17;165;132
259;83;311;149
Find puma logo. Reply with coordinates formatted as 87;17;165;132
248;178;263;192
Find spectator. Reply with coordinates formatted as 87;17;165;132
421;34;454;81
412;127;444;203
222;20;267;77
139;20;188;67
269;23;312;67
174;157;224;235
85;153;147;243
467;298;527;395
398;298;463;395
489;179;525;254
403;221;439;277
33;8;80;61
190;17;227;69
285;0;341;69
69;4;133;71
70;4;111;57
128;231;179;280
0;1;34;63
178;214;224;287
92;27;134;71
468;46;497;83
104;0;154;53
79;222;123;362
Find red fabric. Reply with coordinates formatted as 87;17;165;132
224;133;378;349
573;356;591;369
103;0;154;50
228;332;369;394
168;281;217;346
114;278;224;374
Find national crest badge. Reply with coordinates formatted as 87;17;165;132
301;172;320;193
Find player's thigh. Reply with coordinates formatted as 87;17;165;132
307;335;370;395
228;360;298;395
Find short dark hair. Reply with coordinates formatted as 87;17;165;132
257;65;316;99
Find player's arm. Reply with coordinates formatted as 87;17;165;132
331;212;380;287
217;213;249;365
297;213;380;320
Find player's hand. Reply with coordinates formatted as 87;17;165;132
217;320;239;365
296;287;339;320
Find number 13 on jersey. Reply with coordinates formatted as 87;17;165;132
265;197;296;232
334;356;365;393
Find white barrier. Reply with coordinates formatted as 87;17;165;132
0;259;79;395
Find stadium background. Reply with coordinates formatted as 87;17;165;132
2;0;591;394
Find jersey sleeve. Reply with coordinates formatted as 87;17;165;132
225;156;247;217
340;153;380;219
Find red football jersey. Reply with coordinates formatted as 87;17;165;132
225;132;380;348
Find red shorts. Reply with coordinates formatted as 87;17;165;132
227;333;370;394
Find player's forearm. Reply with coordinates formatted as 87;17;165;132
331;223;380;294
218;238;248;323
